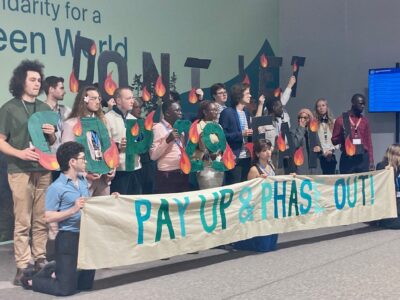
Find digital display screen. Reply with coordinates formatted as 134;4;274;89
369;68;400;112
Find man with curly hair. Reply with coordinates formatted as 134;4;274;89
0;60;56;285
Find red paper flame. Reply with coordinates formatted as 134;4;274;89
222;143;236;170
69;71;79;93
188;87;198;104
73;119;82;136
309;118;319;132
188;119;200;144
90;43;96;56
178;144;191;174
274;87;282;98
245;142;254;161
142;86;151;102
104;139;119;169
35;148;59;171
242;74;250;85
144;111;155;131
260;54;268;68
155;76;166;97
294;147;304;166
131;122;139;136
293;62;298;73
277;133;286;152
104;72;117;96
345;136;356;156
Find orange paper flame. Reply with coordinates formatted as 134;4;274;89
345;136;356;156
274;87;282;98
188;119;200;144
142;86;151;102
155;76;166;97
222;143;236;170
178;145;191;174
277;132;286;152
35;148;59;171
90;43;96;56
73;119;82;136
188;87;198;104
69;71;79;93
293;147;304;166
293;62;298;73
260;54;268;68
104;139;120;169
309;118;319;132
131;122;139;136
104;72;117;96
242;74;250;85
144;111;155;131
245;142;254;161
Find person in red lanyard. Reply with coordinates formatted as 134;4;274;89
331;93;374;173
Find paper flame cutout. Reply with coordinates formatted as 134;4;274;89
242;74;250;85
260;54;268;68
309;118;319;132
104;139;119;169
277;133;286;152
222;143;236;170
178;144;191;174
293;62;298;73
69;71;79;93
131;122;139;136
155;76;166;97
144;111;155;131
142;86;151;102
293;147;304;166
245;142;254;161
104;72;117;96
345;136;356;156
188;119;200;144
188;88;198;104
90;43;96;56
274;87;282;98
73;119;82;136
35;148;59;171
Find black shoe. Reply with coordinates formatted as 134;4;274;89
35;261;56;278
20;274;32;290
34;258;47;272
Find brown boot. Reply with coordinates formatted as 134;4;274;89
13;268;24;286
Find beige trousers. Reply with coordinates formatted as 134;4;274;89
8;172;51;268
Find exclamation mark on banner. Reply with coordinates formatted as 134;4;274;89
369;175;375;205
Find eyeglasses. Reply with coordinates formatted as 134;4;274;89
75;156;86;161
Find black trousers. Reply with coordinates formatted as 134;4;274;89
139;161;156;194
111;170;142;195
224;157;251;186
32;231;95;296
154;169;190;193
320;155;337;175
339;152;369;174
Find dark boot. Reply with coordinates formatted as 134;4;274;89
34;258;47;272
13;268;24;286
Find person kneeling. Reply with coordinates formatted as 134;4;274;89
21;141;95;296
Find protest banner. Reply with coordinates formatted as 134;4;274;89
78;169;396;269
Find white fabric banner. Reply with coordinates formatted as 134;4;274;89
78;169;397;269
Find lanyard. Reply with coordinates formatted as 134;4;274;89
349;115;362;136
160;120;183;147
21;99;36;117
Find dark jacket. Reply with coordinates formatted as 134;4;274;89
219;107;251;158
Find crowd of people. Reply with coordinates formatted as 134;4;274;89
1;59;399;296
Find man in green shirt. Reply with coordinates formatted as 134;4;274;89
0;60;56;286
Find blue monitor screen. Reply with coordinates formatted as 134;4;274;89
369;68;400;112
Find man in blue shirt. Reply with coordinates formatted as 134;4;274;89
21;141;95;296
